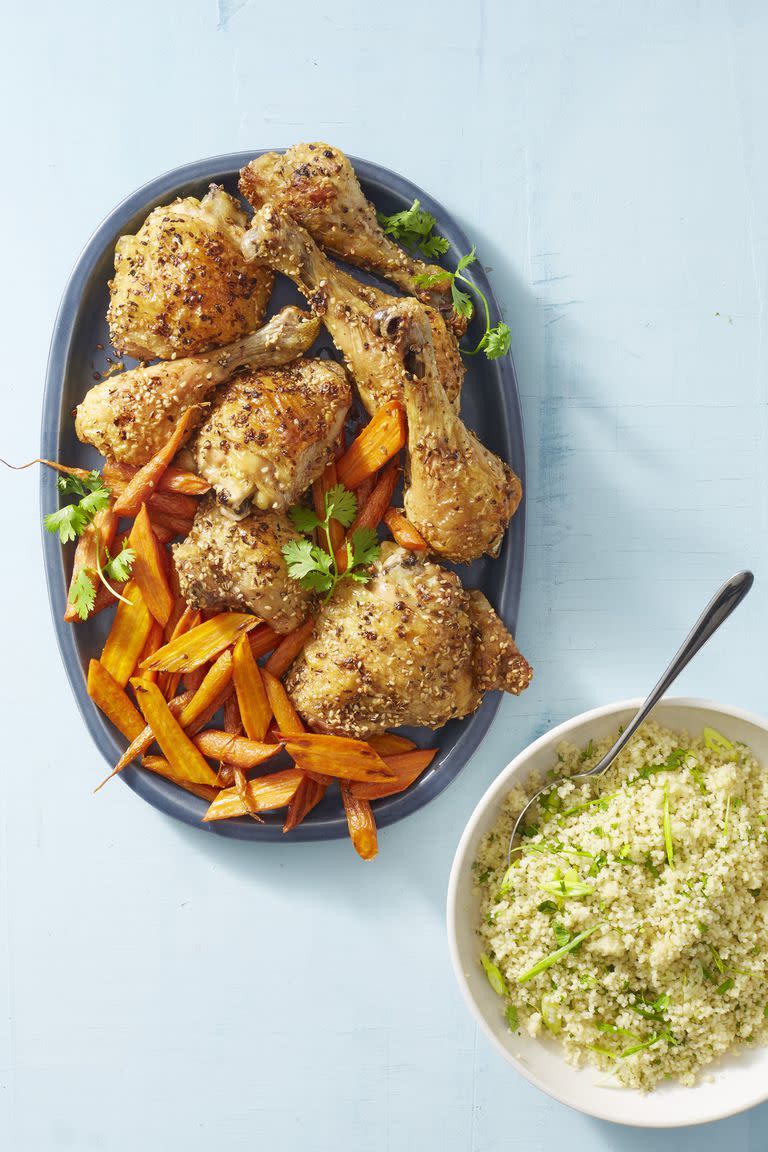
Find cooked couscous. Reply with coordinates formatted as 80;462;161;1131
475;722;768;1090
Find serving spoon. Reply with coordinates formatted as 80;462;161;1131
508;570;754;858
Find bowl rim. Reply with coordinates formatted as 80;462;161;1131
446;694;768;1127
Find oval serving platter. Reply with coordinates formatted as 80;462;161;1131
40;150;526;841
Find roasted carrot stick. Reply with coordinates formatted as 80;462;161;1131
64;506;119;623
128;504;174;627
147;490;199;521
367;732;418;756
350;749;438;800
156;607;202;699
335;460;399;573
261;669;305;736
283;774;328;832
263;616;315;678
113;407;200;516
141;612;259;674
248;624;279;660
102;460;210;496
192;730;282;770
100;581;154;687
87;659;146;742
203;769;304;821
232;634;272;741
223;694;243;736
136;619;164;685
336;400;406;490
149;511;195;539
383;508;428;551
277;732;395;783
132;680;219;786
341;782;378;860
141;756;220;802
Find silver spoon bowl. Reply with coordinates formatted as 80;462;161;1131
508;570;754;858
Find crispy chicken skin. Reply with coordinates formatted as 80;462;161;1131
242;205;464;413
172;498;312;633
239;143;464;334
285;543;531;738
192;359;351;512
75;307;320;467
107;185;273;360
379;298;522;563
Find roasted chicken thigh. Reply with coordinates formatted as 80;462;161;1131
191;358;351;512
242;205;464;413
173;498;312;633
75;307;320;466
107;185;273;360
285;543;531;737
239;143;461;332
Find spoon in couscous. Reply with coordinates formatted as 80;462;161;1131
508;569;754;858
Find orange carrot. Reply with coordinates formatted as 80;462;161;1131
113;407;200;516
341;783;378;860
223;694;243;736
383;508;428;551
336;400;406;490
278;732;395;783
141;756;220;802
132;680;218;786
147;490;199;521
249;624;279;660
232;634;272;741
149;511;195;539
64;507;119;623
156;607;202;699
283;775;328;832
192;730;282;770
203;769;304;821
261;669;305;736
102;459;210;496
141;613;259;674
87;659;146;742
100;581;154;687
335;460;399;573
128;504;174;626
350;749;438;800
367;732;418;756
264;616;315;678
136;619;164;685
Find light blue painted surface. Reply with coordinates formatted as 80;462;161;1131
1;1;767;1147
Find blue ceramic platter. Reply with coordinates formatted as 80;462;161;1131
40;150;526;841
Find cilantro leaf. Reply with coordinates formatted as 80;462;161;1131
482;323;512;359
284;482;382;602
324;483;357;528
70;569;96;620
79;484;112;520
451;281;474;319
288;504;322;534
104;544;135;584
44;503;87;543
456;247;477;273
413;270;451;289
419;234;450;258
282;538;320;581
45;469;112;544
350;526;380;569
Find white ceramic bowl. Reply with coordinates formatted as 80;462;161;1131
447;697;768;1127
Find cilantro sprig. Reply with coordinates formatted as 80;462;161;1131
44;471;112;543
415;248;511;361
283;483;380;601
69;541;135;621
377;199;450;259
